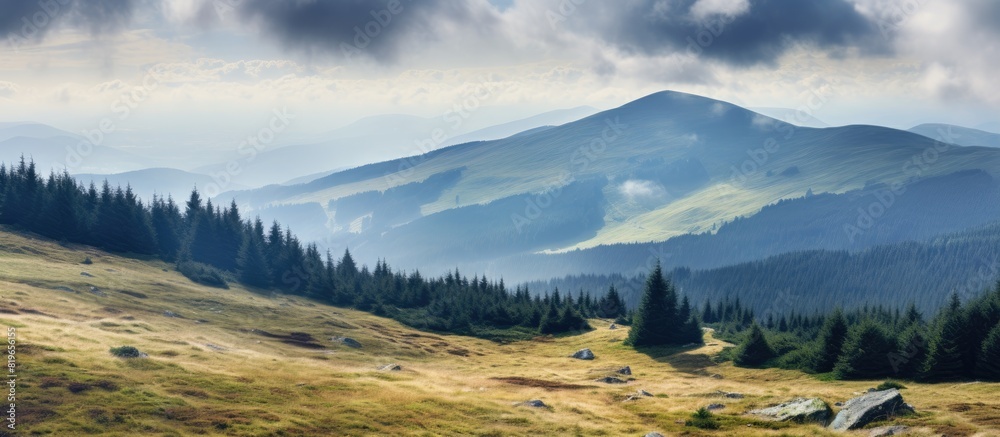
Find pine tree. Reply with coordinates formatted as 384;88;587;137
923;294;967;381
976;323;1000;381
815;309;848;372
834;321;897;379
237;233;271;288
625;261;679;347
892;324;928;378
734;323;775;367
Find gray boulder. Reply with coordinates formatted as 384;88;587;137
715;390;744;399
571;348;595;360
617;366;632;375
378;363;402;371
609;323;617;330
748;397;832;424
829;389;914;431
644;433;664;437
596;376;627;384
332;337;362;348
706;403;725;411
516;399;547;408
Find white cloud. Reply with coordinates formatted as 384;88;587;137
689;0;751;21
619;179;665;200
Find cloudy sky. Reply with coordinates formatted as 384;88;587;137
1;0;998;155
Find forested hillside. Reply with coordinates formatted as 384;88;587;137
0;159;623;339
526;219;1000;316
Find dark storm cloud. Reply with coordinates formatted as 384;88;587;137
234;0;496;63
0;0;135;44
564;0;889;66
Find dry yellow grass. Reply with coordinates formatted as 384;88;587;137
0;227;998;436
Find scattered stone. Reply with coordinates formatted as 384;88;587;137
710;373;724;379
595;376;627;384
163;310;181;318
80;271;95;277
829;389;914;431
624;390;653;402
516;399;547;408
748;398;832;424
867;388;878;393
835;402;843;407
707;403;725;411
205;343;227;352
88;286;105;296
868;425;910;436
54;286;77;293
570;348;595;360
616;366;632;375
716;390;744;399
644;433;665;437
332;337;362;348
378;363;402;372
609;323;617;330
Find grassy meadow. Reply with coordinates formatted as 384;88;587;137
0;228;997;436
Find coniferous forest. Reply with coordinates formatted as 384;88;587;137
701;288;1000;382
0;159;626;339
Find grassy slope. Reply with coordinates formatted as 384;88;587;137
1;229;998;436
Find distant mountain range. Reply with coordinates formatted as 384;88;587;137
909;123;1000;148
218;91;1000;283
195;106;601;187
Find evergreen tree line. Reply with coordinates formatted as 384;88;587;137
719;285;1000;382
0;160;627;339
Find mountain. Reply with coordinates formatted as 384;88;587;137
196;106;601;187
444;105;600;145
748;107;829;128
218;91;1000;279
909;123;1000;148
0;121;79;142
75;168;247;203
0;134;152;174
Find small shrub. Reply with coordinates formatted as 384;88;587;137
177;261;229;289
685;407;720;430
93;380;120;391
39;377;63;388
110;346;144;358
82;256;93;265
876;380;907;391
67;382;91;393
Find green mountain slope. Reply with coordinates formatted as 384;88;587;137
221;91;1000;276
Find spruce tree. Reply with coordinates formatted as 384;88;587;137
734;323;775;367
237;234;271;288
815;309;848;372
923;294;967;381
834;321;897;379
892;324;928;378
976;323;1000;381
625;261;678;347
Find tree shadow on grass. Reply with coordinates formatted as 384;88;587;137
632;344;720;377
